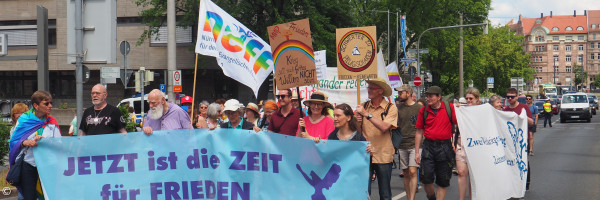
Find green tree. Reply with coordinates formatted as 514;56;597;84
594;73;600;88
573;63;588;88
135;0;358;67
118;105;138;132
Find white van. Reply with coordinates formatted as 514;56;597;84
117;94;168;124
560;93;591;123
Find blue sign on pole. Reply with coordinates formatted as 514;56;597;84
160;84;166;92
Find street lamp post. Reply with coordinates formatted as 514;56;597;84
416;21;488;98
553;60;556;85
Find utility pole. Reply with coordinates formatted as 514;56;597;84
459;13;464;97
75;0;84;128
167;0;176;99
37;6;49;91
387;9;390;63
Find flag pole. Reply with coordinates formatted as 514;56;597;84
190;54;199;128
356;78;361;105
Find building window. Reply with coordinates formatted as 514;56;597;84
566;36;572;41
566;66;572;72
579;45;584;51
553;36;559;41
554;66;559;72
535;36;544;42
554;55;559;61
534;46;545;52
578;55;583;62
566;26;573;31
552;27;559;31
592;43;596;49
566;55;571;62
566;45;571;52
578;36;584;40
553;45;558;51
150;26;193;45
591;53;595;60
594;34;597;40
593;24;597;29
577;26;584;31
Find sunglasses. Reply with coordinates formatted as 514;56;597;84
465;97;475;100
506;96;517;99
41;102;53;106
526;98;532;100
276;95;289;99
200;106;208;109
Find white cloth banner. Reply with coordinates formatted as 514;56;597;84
314;50;327;80
456;104;529;200
386;61;402;89
195;0;273;97
292;67;367;109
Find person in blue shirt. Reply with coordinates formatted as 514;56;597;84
526;95;538;156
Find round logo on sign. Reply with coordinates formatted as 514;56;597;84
337;30;376;72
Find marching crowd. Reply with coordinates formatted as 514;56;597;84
7;78;538;200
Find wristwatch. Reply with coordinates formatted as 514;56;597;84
366;113;373;120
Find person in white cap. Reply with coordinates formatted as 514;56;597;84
220;99;255;130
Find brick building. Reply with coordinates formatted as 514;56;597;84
511;10;600;91
0;0;264;114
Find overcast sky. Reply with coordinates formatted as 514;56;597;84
489;0;600;26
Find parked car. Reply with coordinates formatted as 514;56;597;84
560;93;592;123
588;96;597;115
534;99;558;115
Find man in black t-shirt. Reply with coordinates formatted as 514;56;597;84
79;84;127;135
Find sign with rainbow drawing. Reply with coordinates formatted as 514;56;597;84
195;0;273;97
268;18;318;89
336;26;377;80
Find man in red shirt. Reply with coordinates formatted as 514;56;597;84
503;88;533;192
415;86;457;200
269;89;302;136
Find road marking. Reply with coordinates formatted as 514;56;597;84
391;186;421;200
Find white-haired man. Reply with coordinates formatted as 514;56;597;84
143;89;191;135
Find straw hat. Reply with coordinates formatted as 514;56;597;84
366;77;392;97
303;91;331;107
291;91;303;100
246;103;259;115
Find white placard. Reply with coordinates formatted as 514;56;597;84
315;50;327;80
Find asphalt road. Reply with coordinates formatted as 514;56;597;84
369;114;600;200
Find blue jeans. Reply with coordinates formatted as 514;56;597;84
369;163;392;200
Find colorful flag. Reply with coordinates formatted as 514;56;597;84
195;0;273;97
386;61;402;89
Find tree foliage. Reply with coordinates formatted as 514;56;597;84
573;63;588;88
594;73;600;88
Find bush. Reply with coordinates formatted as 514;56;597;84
0;121;11;166
118;105;138;132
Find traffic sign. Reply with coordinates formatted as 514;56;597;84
400;58;418;63
487;83;494;89
101;67;120;79
414;76;422;86
407;49;429;54
487;77;494;84
160;84;166;93
173;70;181;86
119;41;130;56
173;85;182;93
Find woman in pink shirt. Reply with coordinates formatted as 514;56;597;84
298;91;335;142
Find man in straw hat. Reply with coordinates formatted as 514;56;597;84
355;77;398;200
414;86;457;200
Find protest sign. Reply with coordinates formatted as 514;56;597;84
268;18;317;89
195;0;273;97
314;50;327;80
455;104;529;200
386;61;402;89
33;129;369;200
335;26;377;80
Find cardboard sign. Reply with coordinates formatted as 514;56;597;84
268;18;317;89
336;26;377;80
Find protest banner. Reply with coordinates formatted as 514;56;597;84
314;50;327;80
195;0;273;97
33;129;369;200
455;104;529;200
268;18;317;89
335;26;377;81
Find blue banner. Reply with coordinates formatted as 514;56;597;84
33;129;369;200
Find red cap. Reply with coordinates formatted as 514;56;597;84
181;96;192;104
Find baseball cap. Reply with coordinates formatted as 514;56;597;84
181;96;192;104
425;86;442;95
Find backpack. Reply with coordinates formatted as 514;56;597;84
364;101;402;149
421;100;457;145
